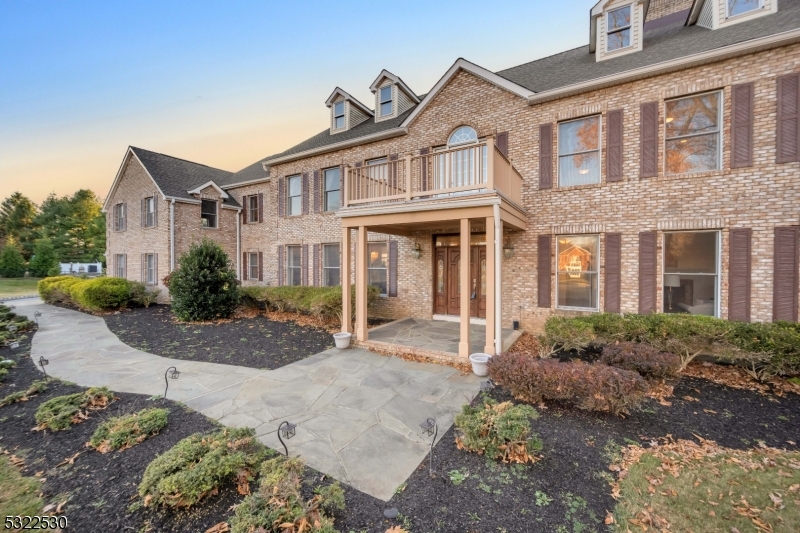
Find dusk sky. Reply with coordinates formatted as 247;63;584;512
0;1;590;205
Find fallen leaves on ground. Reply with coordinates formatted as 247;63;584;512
385;527;409;533
683;362;800;396
204;522;230;533
56;452;80;467
506;333;545;357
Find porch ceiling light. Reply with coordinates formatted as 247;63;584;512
411;242;422;259
503;240;515;259
278;421;297;456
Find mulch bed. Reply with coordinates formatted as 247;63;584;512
101;305;336;369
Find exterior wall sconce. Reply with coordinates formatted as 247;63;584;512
39;356;49;379
419;417;438;476
503;241;515;259
164;366;180;398
278;421;296;456
411;242;422;259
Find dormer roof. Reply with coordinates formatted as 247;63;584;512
324;87;374;116
590;0;651;53
368;69;421;103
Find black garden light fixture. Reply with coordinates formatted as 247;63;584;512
39;356;49;379
34;311;42;324
163;366;180;399
278;421;296;456
419;417;438;476
7;324;17;333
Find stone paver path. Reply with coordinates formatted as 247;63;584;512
368;317;515;354
14;299;481;501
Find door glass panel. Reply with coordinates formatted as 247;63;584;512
437;259;444;293
456;258;460;294
481;259;486;294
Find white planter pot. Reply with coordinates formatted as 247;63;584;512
469;353;492;377
333;332;352;350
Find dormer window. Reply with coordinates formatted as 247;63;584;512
607;5;631;51
334;101;345;130
379;86;393;117
727;0;761;17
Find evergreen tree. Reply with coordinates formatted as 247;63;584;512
0;240;27;278
34;189;106;263
0;192;37;259
28;238;60;277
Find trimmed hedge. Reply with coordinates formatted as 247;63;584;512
37;276;158;311
599;342;681;379
240;285;379;321
544;313;800;377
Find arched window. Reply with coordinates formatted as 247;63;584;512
448;126;477;146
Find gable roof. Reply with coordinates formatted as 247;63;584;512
324;87;374;116
127;147;239;207
369;69;421;102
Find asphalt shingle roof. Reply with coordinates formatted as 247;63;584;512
131;147;240;207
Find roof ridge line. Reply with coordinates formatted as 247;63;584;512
130;146;233;174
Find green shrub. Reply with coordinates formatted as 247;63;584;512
599;342;681;379
241;284;380;322
34;387;114;431
0;367;7;382
89;407;168;452
168;239;240;321
0;241;26;278
38;275;79;301
489;354;648;416
70;277;131;311
230;456;343;533
128;281;161;307
454;397;542;463
28;238;60;278
0;380;47;407
138;427;267;508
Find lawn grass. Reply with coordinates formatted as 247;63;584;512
0;454;43;518
0;278;41;299
614;439;800;532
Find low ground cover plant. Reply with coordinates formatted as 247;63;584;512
241;284;379;322
37;275;158;311
138;427;267;508
599;342;681;379
544;313;800;377
612;437;800;532
0;379;47;407
489;354;648;415
89;407;168;453
0;454;42;517
34;387;114;431
455;396;542;463
167;239;240;321
229;456;345;533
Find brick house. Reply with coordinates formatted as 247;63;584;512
104;0;800;358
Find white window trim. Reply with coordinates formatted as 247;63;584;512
145;197;155;227
249;251;259;281
379;85;393;117
323;167;340;212
248;195;259;223
286;175;302;216
726;0;764;19
115;203;126;231
333;101;346;130
606;4;633;53
661;230;721;318
201;199;218;228
663;90;723;176
322;243;341;286
556;114;603;188
555;234;601;312
286;245;302;286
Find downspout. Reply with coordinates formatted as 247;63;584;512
493;204;502;354
169;199;175;271
236;208;242;280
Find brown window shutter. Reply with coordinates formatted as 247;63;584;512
141;198;146;227
242;252;248;280
731;83;754;168
606;109;623;182
420;148;429;192
537;235;551;307
257;193;263;223
728;228;752;322
773;226;799;321
242;195;248;224
113;206;118;231
604;233;622;313
302;173;309;215
123;254;126;277
277;245;284;285
388;240;398;297
301;245;308;285
539;124;553;189
640;102;658;178
313;170;321;213
277;178;285;217
258;251;264;282
313;244;320;286
496;131;509;159
153;194;158;227
638;231;657;313
777;73;800;164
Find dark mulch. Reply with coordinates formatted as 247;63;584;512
101;304;335;369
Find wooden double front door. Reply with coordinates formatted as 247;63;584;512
433;243;487;318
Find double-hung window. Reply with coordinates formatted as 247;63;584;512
556;235;599;310
115;203;126;231
323;244;340;286
116;254;126;278
323;167;340;212
333;101;345;130
286;245;302;286
145;254;155;285
665;91;721;175
607;6;631;51
727;0;762;17
144;197;155;227
379;86;393;117
558;115;601;186
249;252;259;281
248;195;259;223
663;231;719;317
287;175;301;216
367;242;388;296
201;199;218;228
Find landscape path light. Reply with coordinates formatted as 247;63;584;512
419;417;438;476
39;356;49;379
7;324;17;333
164;366;180;399
34;311;42;324
480;379;495;393
278;421;296;456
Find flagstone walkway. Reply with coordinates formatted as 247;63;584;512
13;299;481;501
